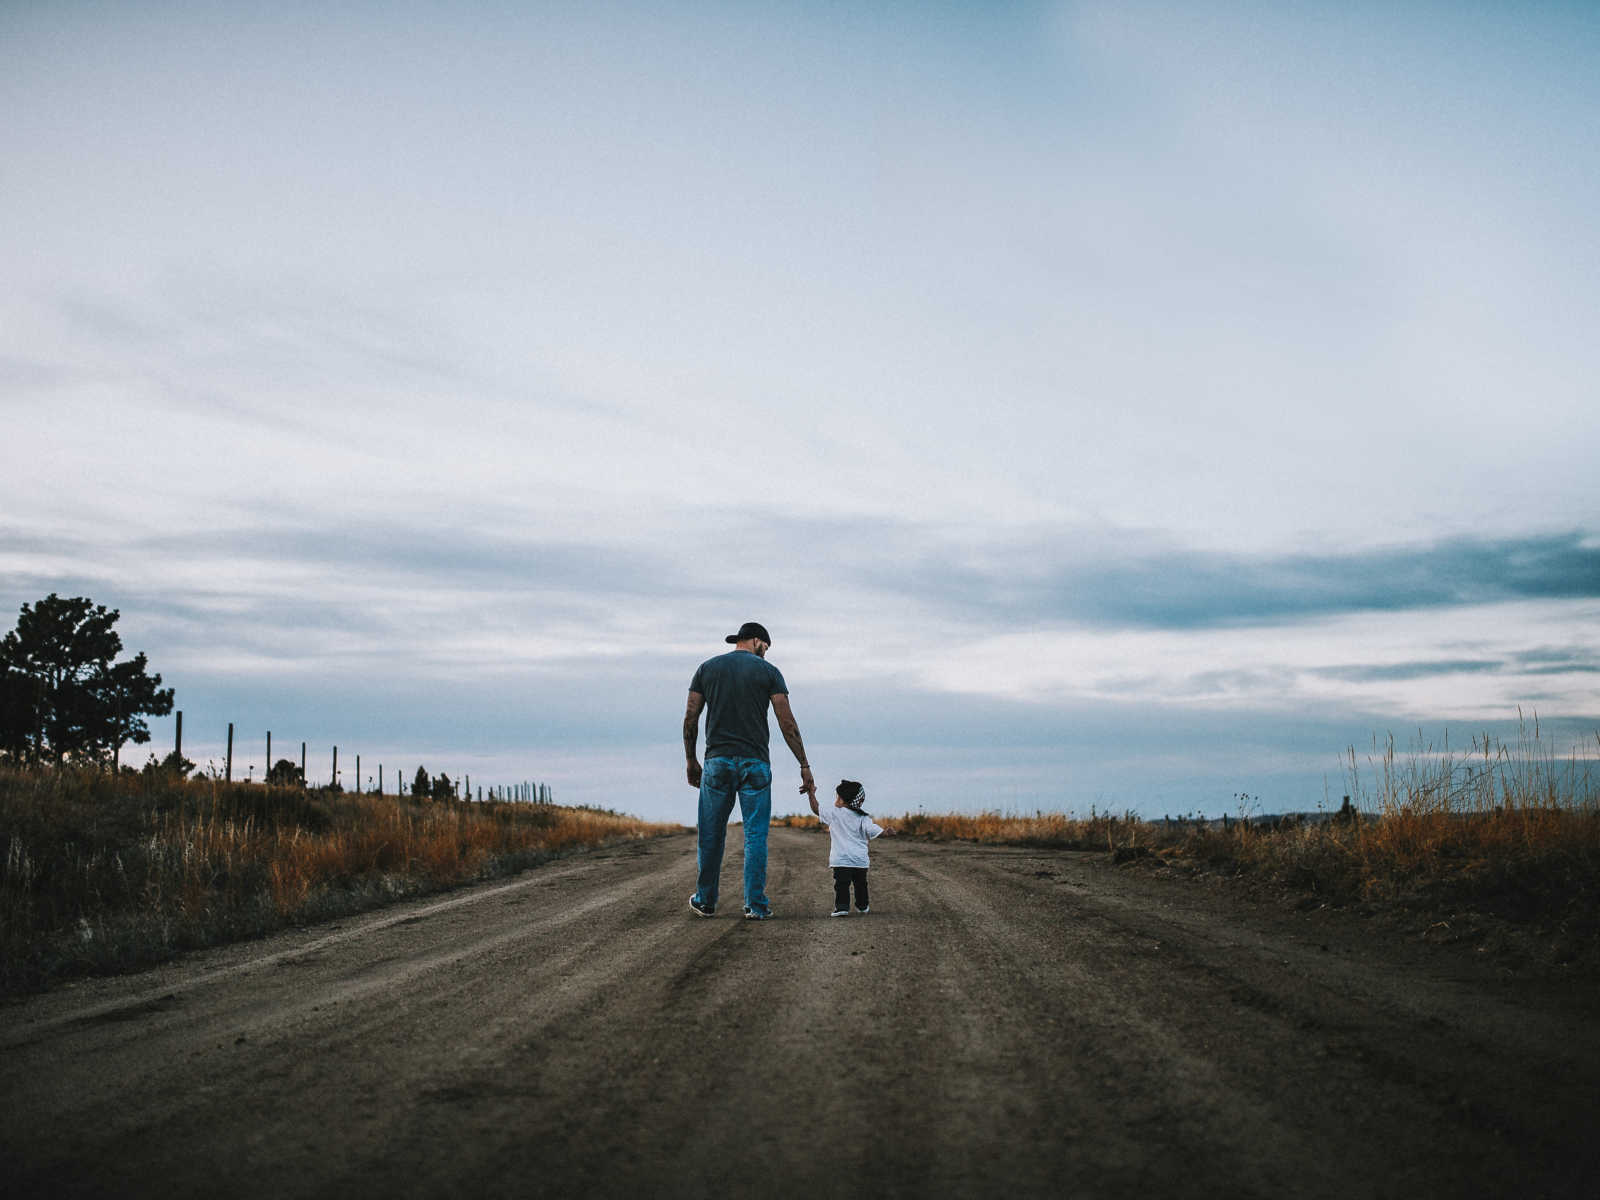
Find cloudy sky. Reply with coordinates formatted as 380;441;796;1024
3;1;1597;820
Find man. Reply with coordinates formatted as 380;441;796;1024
684;621;815;920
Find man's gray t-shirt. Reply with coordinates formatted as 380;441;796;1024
690;650;789;762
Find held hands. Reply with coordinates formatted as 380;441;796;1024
800;767;823;820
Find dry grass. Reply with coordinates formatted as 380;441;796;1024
878;719;1600;961
774;809;1146;852
1181;719;1600;910
850;809;1149;853
0;766;681;993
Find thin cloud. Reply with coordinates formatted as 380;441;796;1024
1514;647;1600;671
862;530;1600;631
1311;660;1505;683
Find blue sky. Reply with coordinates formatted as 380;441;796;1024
3;1;1597;819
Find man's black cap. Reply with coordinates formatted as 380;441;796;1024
725;621;772;645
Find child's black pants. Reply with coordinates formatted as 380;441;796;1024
833;867;869;911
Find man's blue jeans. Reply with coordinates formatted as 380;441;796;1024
693;756;772;915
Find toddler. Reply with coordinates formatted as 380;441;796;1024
809;779;892;916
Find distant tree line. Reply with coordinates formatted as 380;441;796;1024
0;594;175;768
411;765;459;802
268;759;305;787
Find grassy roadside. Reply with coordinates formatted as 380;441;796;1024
784;723;1600;971
0;766;683;995
879;804;1600;924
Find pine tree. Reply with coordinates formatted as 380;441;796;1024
0;594;174;765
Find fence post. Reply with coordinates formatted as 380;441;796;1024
174;710;183;758
332;746;338;791
379;763;384;795
300;742;306;788
356;754;361;794
226;722;234;782
266;731;272;780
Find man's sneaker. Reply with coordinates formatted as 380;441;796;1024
830;909;850;917
688;895;715;918
743;906;773;921
857;906;870;914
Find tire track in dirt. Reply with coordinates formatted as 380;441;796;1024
939;841;1600;1193
876;842;1336;1197
892;840;1599;1197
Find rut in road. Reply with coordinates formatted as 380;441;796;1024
2;828;1596;1199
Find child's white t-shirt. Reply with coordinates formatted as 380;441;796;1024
817;805;883;868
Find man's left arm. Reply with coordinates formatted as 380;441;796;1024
770;692;815;802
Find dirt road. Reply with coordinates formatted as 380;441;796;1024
2;828;1596;1198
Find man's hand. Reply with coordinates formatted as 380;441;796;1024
687;759;702;788
798;764;816;802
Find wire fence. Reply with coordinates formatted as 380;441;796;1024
168;711;553;804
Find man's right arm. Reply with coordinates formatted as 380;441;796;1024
683;691;705;788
